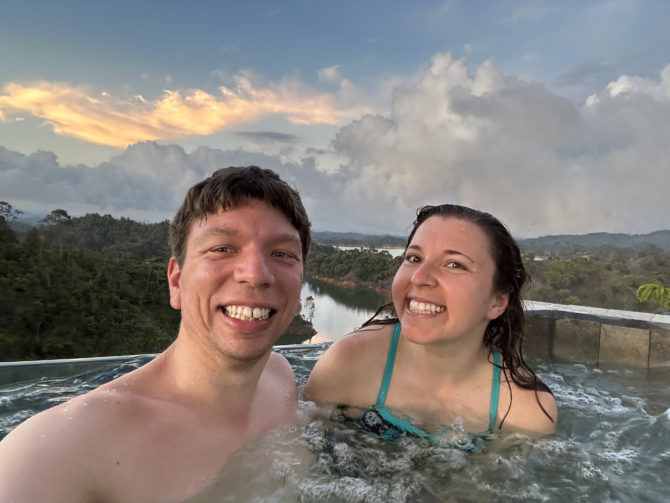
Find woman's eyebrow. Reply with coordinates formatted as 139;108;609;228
407;244;474;263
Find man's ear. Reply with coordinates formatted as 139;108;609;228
167;258;182;310
487;291;509;320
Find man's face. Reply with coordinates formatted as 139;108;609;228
168;200;303;364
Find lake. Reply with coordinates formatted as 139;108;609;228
299;278;389;341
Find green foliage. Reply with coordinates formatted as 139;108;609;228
41;208;72;225
0;201;23;222
3;202;670;360
524;252;669;312
0;205;319;361
0;208;180;360
636;283;670;311
305;244;401;286
306;243;670;314
312;231;405;248
35;212;171;259
0;229;180;360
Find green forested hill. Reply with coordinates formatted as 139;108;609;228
37;212;171;258
0;217;179;360
2;204;669;361
305;243;670;314
312;231;405;248
519;230;670;256
0;213;313;361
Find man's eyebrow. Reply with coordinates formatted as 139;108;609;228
193;227;302;248
406;244;475;263
263;232;303;249
192;226;237;245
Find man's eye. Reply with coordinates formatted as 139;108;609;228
213;246;234;253
272;251;297;260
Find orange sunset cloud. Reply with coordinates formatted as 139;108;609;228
0;76;370;148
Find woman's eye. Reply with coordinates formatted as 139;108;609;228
404;254;420;263
446;261;465;270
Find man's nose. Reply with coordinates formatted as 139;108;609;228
234;249;275;287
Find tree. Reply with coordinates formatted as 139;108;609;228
41;208;72;225
636;283;670;311
0;201;23;222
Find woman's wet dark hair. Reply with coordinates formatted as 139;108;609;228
363;204;553;427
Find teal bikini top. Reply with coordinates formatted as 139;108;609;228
352;322;501;449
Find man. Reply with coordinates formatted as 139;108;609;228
0;166;311;502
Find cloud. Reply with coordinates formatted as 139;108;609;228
0;142;322;222
232;131;300;145
318;65;342;85
1;53;669;237
550;60;619;104
0;74;370;148
327;52;670;236
586;65;670;103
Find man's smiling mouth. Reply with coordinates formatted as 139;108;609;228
222;305;273;321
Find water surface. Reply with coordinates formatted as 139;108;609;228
3;350;668;502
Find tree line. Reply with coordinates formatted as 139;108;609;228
306;244;670;314
1;202;668;361
0;203;313;361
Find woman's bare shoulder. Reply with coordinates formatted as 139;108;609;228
501;380;558;435
332;323;393;353
304;323;394;405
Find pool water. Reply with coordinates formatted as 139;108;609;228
2;346;669;502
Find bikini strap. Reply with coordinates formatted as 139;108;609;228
488;347;502;433
376;322;401;407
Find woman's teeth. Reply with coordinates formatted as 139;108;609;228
408;300;445;314
224;305;271;321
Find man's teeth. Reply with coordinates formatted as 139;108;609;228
408;300;445;314
224;305;271;321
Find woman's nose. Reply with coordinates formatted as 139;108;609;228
411;261;437;286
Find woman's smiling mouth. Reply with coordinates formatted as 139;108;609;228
408;299;445;314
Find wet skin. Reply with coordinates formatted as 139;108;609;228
392;216;508;348
0;199;304;503
168;199;304;367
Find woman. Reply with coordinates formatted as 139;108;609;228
305;204;556;447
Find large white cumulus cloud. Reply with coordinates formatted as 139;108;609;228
330;52;670;236
1;52;669;237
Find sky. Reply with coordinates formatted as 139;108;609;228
1;0;669;238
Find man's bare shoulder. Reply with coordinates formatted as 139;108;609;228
266;351;296;380
0;370;153;502
3;367;159;446
261;352;298;402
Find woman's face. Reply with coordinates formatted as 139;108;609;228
391;216;509;346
